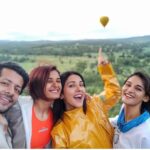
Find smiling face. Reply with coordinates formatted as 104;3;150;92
44;70;62;101
122;75;149;108
62;74;86;111
0;68;23;112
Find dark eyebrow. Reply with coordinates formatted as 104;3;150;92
67;80;84;85
136;85;144;90
125;81;131;84
48;77;61;80
3;79;22;89
66;81;75;85
3;79;13;84
126;81;144;90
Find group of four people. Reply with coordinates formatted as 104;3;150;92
0;48;150;148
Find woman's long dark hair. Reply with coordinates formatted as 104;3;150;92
53;71;87;124
124;72;150;113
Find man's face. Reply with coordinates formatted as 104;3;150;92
0;68;23;112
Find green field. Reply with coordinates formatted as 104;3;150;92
0;37;150;116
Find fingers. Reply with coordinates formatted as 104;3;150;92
98;48;102;56
101;60;109;65
98;47;109;65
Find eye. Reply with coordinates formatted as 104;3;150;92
68;84;75;88
56;79;61;83
0;81;10;87
15;87;21;94
80;83;85;87
125;83;131;87
47;79;53;83
135;87;142;92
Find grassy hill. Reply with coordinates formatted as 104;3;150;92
0;35;150;116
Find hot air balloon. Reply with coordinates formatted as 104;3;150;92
100;16;109;27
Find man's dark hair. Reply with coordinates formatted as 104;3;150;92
0;61;29;94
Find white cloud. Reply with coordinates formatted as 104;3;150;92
0;0;150;40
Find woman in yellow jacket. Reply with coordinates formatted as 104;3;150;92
51;48;121;148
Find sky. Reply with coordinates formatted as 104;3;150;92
0;0;150;41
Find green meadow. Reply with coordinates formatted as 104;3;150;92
0;36;150;116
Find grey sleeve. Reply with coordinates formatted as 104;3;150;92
4;101;26;148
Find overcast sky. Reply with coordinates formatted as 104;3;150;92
0;0;150;41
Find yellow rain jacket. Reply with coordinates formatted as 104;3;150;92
51;63;121;148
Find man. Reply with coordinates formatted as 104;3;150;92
0;61;29;148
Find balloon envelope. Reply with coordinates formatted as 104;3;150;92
100;16;109;27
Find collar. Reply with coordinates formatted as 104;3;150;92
63;107;85;120
117;108;150;132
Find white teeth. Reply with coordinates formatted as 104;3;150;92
74;94;83;99
74;94;82;98
51;91;57;93
125;93;134;98
49;89;59;93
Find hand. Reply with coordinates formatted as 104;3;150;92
98;48;109;65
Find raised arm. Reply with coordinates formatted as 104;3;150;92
97;48;121;112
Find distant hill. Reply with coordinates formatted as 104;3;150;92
0;35;150;55
1;35;150;45
0;35;149;118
